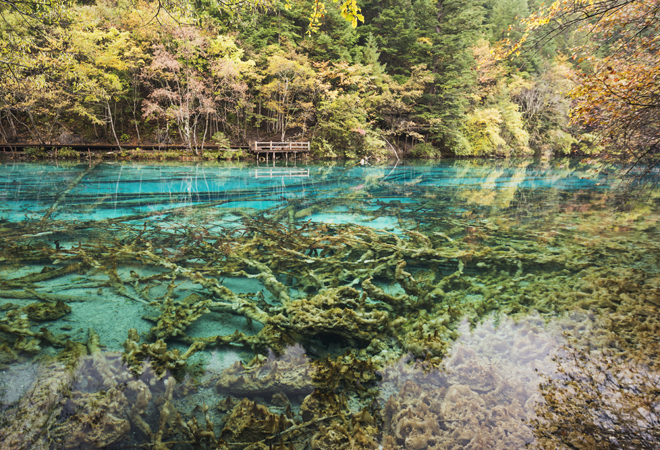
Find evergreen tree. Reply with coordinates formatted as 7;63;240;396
423;0;486;151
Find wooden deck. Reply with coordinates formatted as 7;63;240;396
250;141;310;163
0;143;250;152
0;142;310;162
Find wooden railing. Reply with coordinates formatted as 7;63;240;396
250;141;310;152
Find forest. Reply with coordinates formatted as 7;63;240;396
0;0;658;161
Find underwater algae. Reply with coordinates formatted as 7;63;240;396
1;160;659;449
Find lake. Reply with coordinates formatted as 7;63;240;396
0;159;658;450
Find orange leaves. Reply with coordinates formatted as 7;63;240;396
503;0;660;155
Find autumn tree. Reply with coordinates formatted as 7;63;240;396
0;7;70;145
260;51;318;141
142;26;216;154
313;60;386;158
207;36;256;143
506;0;660;170
569;0;660;164
63;11;148;150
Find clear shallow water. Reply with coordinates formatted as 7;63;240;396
0;159;658;450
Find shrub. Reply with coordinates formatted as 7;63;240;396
312;139;338;159
464;108;506;156
211;132;231;149
204;149;245;161
57;147;79;159
462;103;532;157
409;142;441;159
24;147;47;159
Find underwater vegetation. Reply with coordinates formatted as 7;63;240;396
0;161;659;449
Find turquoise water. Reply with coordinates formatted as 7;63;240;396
0;159;658;450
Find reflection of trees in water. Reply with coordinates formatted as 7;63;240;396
532;347;660;450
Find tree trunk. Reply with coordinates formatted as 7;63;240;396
106;100;123;152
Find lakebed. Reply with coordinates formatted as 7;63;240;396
0;159;658;450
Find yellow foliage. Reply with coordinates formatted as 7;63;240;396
465;108;506;155
464;101;530;157
548;129;577;154
208;35;245;62
499;100;531;155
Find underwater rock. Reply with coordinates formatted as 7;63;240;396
361;277;410;313
126;379;154;444
216;345;314;396
220;398;295;443
381;380;534;450
380;380;444;449
531;342;660;450
186;324;298;355
272;391;291;407
313;351;380;392
284;286;389;345
0;363;74;450
301;390;347;422
309;421;352;450
23;301;71;321
0;301;72;361
309;409;379;450
378;315;567;449
3;177;660;450
131;375;200;450
57;387;131;449
235;257;292;306
38;327;69;347
217;395;237;413
0;342;17;366
441;384;487;421
0;303;19;311
0;308;43;354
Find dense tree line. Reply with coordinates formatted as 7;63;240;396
0;0;626;158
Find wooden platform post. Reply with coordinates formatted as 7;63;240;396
249;141;310;162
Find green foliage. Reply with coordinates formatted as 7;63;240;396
24;147;47;159
575;133;605;156
498;100;531;154
314;93;387;159
312;138;337;158
546;129;575;155
464;108;506;156
462;103;530;157
261;50;318;141
211;132;231;148
488;0;529;43
0;0;588;159
409;142;441;159
57;147;79;159
204;149;245;160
